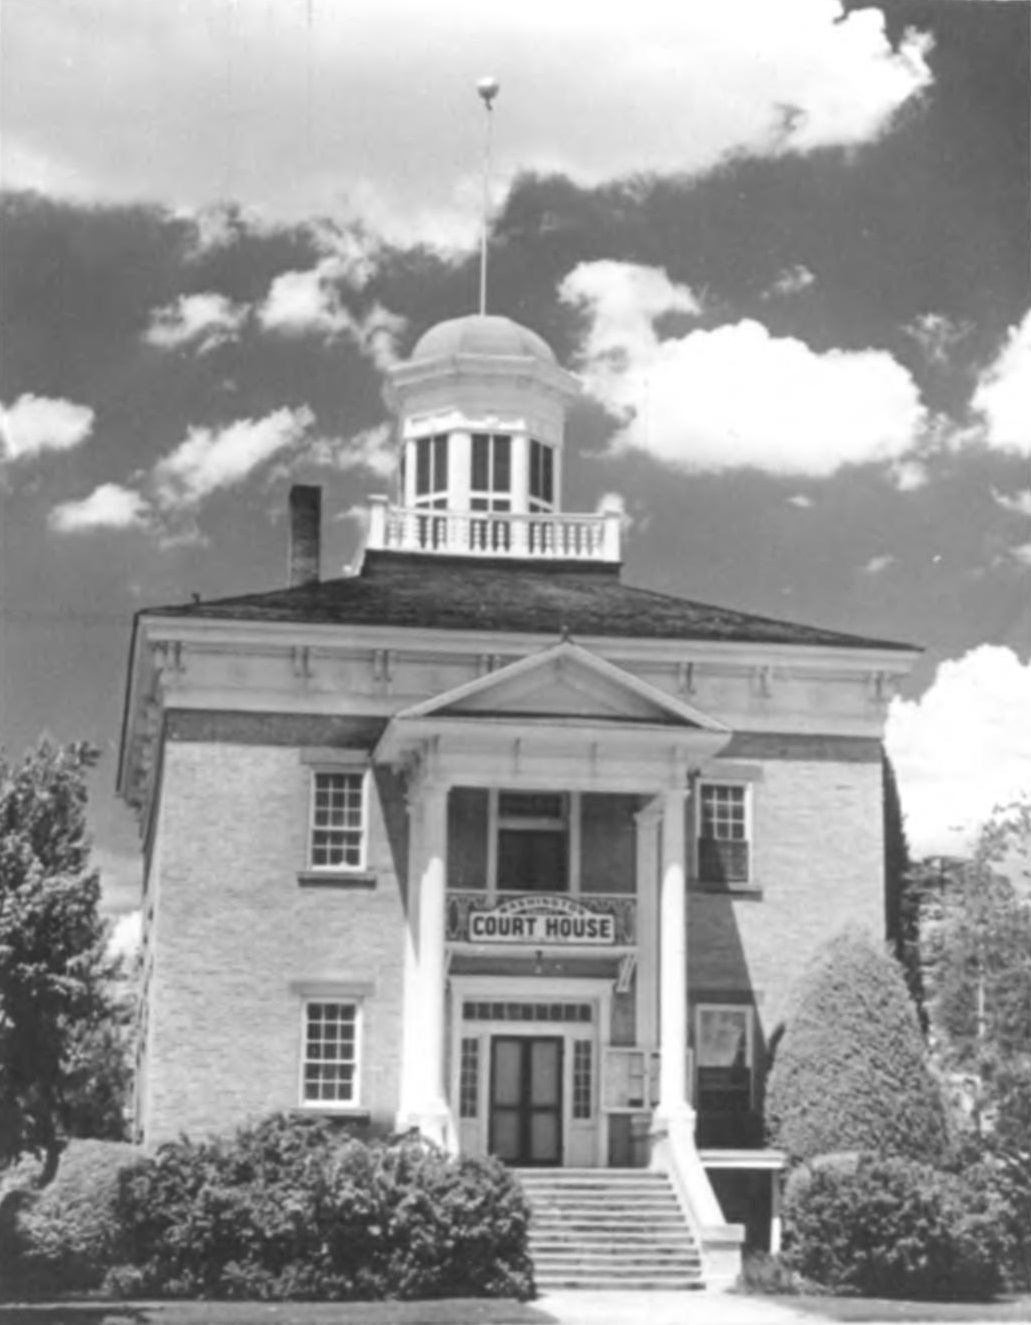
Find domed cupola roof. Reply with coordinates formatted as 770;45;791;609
411;314;556;365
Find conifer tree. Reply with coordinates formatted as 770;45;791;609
765;927;949;1164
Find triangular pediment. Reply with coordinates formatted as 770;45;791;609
396;642;727;730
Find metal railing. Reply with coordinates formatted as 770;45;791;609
366;497;621;562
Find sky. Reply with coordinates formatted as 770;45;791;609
1;0;1029;951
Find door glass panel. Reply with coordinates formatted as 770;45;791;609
492;1110;520;1161
531;1040;560;1106
494;1040;522;1106
530;1110;560;1162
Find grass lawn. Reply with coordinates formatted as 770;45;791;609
0;1302;556;1325
790;1294;1031;1322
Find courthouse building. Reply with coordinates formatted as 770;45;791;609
118;312;917;1274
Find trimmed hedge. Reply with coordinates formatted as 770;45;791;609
765;928;949;1164
108;1113;533;1300
0;1139;140;1296
783;1152;1010;1300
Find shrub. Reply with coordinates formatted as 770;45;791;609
765;928;949;1164
0;1139;140;1297
783;1153;1010;1300
108;1113;533;1300
733;1249;801;1296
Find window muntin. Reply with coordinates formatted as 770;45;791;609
529;439;555;512
459;1037;480;1117
463;1000;593;1023
695;1005;753;1115
413;434;449;503
697;782;751;884
302;1001;359;1105
573;1039;593;1120
310;771;367;871
496;791;569;893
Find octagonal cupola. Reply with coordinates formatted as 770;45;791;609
369;313;620;563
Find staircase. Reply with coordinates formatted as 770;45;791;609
515;1168;705;1291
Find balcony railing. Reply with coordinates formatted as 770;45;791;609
366;497;621;563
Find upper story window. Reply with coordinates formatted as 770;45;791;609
529;439;555;512
302;1000;360;1106
497;790;568;893
697;782;751;886
310;770;367;872
414;434;449;508
470;433;512;512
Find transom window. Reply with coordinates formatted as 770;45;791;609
463;1000;593;1023
697;783;750;885
497;791;569;893
302;1001;359;1105
695;1005;753;1115
529;439;555;512
310;771;367;871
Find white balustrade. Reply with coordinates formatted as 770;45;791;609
366;501;621;563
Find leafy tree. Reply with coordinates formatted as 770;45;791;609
765;927;949;1164
0;739;123;1182
924;798;1031;1137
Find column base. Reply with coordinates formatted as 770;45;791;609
402;1099;456;1154
649;1108;745;1289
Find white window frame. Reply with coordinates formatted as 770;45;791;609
470;432;513;511
299;998;363;1109
694;1003;755;1112
308;768;369;873
410;432;451;508
695;780;753;886
528;438;556;513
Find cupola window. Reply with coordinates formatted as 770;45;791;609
471;433;512;551
414;434;450;508
529;439;555;512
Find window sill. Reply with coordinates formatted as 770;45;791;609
297;870;377;889
692;882;763;900
293;1105;371;1120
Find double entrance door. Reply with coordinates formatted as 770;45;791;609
489;1036;562;1166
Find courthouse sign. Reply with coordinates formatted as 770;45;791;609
466;895;617;945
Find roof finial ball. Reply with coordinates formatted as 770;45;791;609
477;77;500;316
477;76;500;109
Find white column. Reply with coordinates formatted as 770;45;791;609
416;782;451;1146
635;800;660;1049
395;795;423;1132
770;1172;783;1255
657;787;693;1124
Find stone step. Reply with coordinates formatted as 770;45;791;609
536;1273;704;1291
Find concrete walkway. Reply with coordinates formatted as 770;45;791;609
536;1289;827;1325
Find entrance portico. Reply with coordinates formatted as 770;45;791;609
376;640;733;1232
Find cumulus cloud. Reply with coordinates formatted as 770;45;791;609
764;266;816;299
904;311;971;366
561;261;927;477
308;423;396;479
49;482;151;533
108;910;142;959
786;493;814;508
1009;542;1031;568
0;393;95;462
145;292;248;353
258;258;404;366
992;488;1031;518
886;646;1031;857
1;1;933;246
862;553;895;574
971;311;1031;453
154;407;315;508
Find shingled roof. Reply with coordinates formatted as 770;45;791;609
142;550;915;652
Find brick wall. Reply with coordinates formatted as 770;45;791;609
143;740;406;1143
688;756;885;1043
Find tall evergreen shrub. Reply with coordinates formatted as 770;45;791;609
765;928;948;1164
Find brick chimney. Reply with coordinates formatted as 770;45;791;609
288;485;321;586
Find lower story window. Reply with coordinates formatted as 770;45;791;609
303;1001;359;1105
695;1005;752;1115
